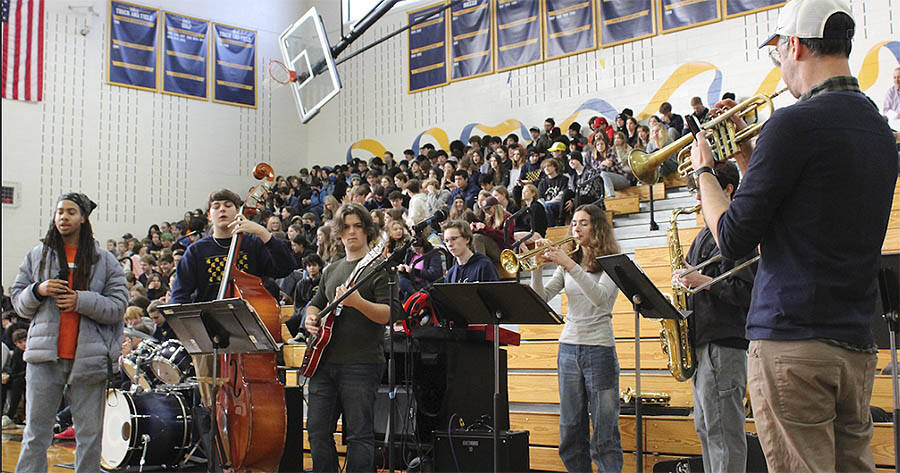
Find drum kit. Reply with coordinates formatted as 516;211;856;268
102;331;199;471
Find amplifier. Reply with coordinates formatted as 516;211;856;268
432;430;529;472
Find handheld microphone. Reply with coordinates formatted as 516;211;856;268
413;208;448;233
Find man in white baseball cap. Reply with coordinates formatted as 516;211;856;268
688;1;897;471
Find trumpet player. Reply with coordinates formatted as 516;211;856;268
674;162;756;473
528;204;623;472
689;1;896;470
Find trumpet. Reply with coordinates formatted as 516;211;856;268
500;236;579;273
629;87;788;184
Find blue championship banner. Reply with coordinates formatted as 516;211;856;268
212;23;256;108
544;0;596;60
408;2;447;93
724;0;786;19
162;12;209;100
495;0;542;71
450;0;492;81
600;0;655;47
658;0;721;34
108;1;158;91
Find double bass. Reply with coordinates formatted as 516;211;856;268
213;163;286;471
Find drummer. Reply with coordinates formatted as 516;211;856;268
120;306;155;388
147;300;175;341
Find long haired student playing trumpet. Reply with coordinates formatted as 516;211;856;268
526;204;624;472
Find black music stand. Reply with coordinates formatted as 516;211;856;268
596;254;688;473
430;281;563;473
877;253;900;469
158;298;281;471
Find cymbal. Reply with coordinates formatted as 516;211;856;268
124;327;157;342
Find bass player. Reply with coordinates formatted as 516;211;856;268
304;202;391;473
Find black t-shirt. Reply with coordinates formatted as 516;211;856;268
308;256;390;364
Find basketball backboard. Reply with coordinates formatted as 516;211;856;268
279;7;341;123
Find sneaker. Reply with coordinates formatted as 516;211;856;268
54;426;75;440
1;415;14;429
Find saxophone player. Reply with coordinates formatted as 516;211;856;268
673;162;756;473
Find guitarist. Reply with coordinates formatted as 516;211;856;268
305;203;391;473
169;189;295;471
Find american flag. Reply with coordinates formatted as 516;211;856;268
1;0;44;101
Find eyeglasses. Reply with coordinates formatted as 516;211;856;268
768;47;782;68
443;235;462;245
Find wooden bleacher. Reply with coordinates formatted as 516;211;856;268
615;182;666;202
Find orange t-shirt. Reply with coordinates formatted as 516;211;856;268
57;245;80;359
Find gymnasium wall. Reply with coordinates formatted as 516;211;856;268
1;0;310;287
305;0;898;166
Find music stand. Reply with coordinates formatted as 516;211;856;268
158;298;280;470
430;281;562;473
596;254;687;473
877;253;900;468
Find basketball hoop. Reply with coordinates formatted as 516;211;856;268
267;59;296;85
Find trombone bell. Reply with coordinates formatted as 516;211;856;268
629;87;787;185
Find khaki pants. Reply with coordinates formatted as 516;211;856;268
747;339;876;473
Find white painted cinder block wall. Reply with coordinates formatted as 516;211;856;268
1;0;311;287
2;0;898;288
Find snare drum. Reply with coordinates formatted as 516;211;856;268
101;388;192;470
122;340;159;390
151;339;194;385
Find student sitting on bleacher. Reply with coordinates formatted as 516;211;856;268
537;158;570;226
514;184;548;243
595;134;632;198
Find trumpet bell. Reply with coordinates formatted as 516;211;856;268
500;236;579;273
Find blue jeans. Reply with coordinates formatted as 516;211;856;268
557;343;623;473
692;343;748;473
307;362;384;473
545;201;562;226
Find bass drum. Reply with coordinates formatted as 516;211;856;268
101;389;192;470
151;339;195;385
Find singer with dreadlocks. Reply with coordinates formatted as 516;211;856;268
10;193;128;473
